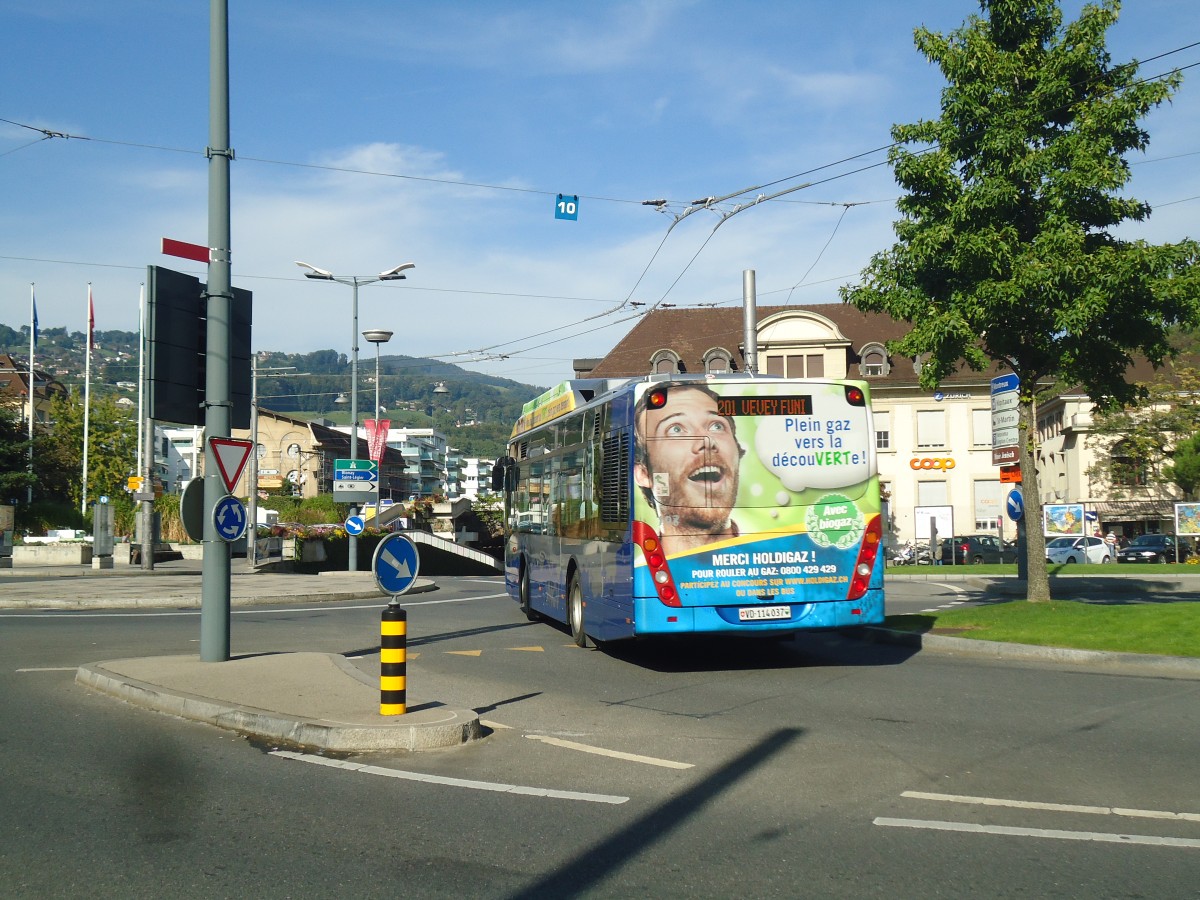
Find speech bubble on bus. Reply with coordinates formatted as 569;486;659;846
752;414;871;492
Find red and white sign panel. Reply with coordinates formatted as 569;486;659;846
209;437;254;493
366;419;391;463
162;237;211;264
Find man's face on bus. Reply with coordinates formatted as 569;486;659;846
636;387;740;532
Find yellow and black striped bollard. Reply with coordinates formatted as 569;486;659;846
380;604;407;715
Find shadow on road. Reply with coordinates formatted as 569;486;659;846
586;629;919;674
508;727;804;900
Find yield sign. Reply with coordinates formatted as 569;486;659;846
209;437;254;493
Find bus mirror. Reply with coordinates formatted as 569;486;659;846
491;459;506;492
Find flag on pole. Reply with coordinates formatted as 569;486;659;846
88;286;95;350
31;293;39;347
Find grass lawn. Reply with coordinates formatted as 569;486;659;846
886;599;1200;658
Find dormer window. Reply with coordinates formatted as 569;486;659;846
702;347;734;374
859;343;889;377
650;349;681;375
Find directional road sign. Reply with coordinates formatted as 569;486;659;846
335;459;377;473
345;515;365;535
1006;488;1025;522
335;470;376;481
373;533;420;596
334;458;378;502
991;373;1020;395
213;495;248;542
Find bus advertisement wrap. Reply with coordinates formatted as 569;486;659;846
630;380;882;631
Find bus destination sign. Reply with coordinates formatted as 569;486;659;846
716;395;812;417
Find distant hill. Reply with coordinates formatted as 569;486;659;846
0;321;549;458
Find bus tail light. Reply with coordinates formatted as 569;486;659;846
633;520;681;607
847;515;882;600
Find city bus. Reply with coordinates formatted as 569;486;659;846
492;374;884;646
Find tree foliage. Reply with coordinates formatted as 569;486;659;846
1087;364;1200;498
841;0;1200;600
36;391;137;516
0;402;33;502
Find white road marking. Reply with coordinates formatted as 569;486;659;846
874;817;1200;849
0;594;503;618
902;790;1200;822
15;667;78;672
525;734;694;769
270;750;628;804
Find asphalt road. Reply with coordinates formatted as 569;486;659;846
3;575;1198;898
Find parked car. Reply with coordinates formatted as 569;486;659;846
1116;534;1191;564
937;534;1015;565
1045;535;1111;565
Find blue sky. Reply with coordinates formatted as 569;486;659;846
3;0;1198;387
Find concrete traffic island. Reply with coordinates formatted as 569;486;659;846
76;651;483;753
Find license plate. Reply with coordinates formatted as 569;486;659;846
738;605;790;622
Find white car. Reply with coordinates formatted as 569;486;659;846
1045;535;1111;565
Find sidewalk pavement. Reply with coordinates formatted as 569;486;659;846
3;560;483;753
5;563;1197;753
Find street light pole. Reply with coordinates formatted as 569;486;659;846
247;362;298;569
363;329;393;504
296;262;413;571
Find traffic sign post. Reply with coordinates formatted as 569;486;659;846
1006;487;1027;580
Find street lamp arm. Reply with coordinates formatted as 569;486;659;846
295;260;334;279
378;262;415;279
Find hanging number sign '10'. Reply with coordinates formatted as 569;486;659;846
555;194;579;221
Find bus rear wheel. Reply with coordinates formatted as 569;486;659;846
519;566;536;621
568;576;587;648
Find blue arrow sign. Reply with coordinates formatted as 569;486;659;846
345;515;365;535
213;495;248;542
1006;488;1025;522
334;470;377;481
373;533;420;596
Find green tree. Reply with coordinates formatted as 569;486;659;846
37;391;138;515
842;0;1200;601
1087;364;1200;499
0;402;33;502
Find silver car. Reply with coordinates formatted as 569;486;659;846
1045;535;1111;565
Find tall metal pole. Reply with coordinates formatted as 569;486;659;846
374;340;382;425
27;283;35;505
743;269;758;375
201;0;233;662
348;279;360;572
248;356;259;569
